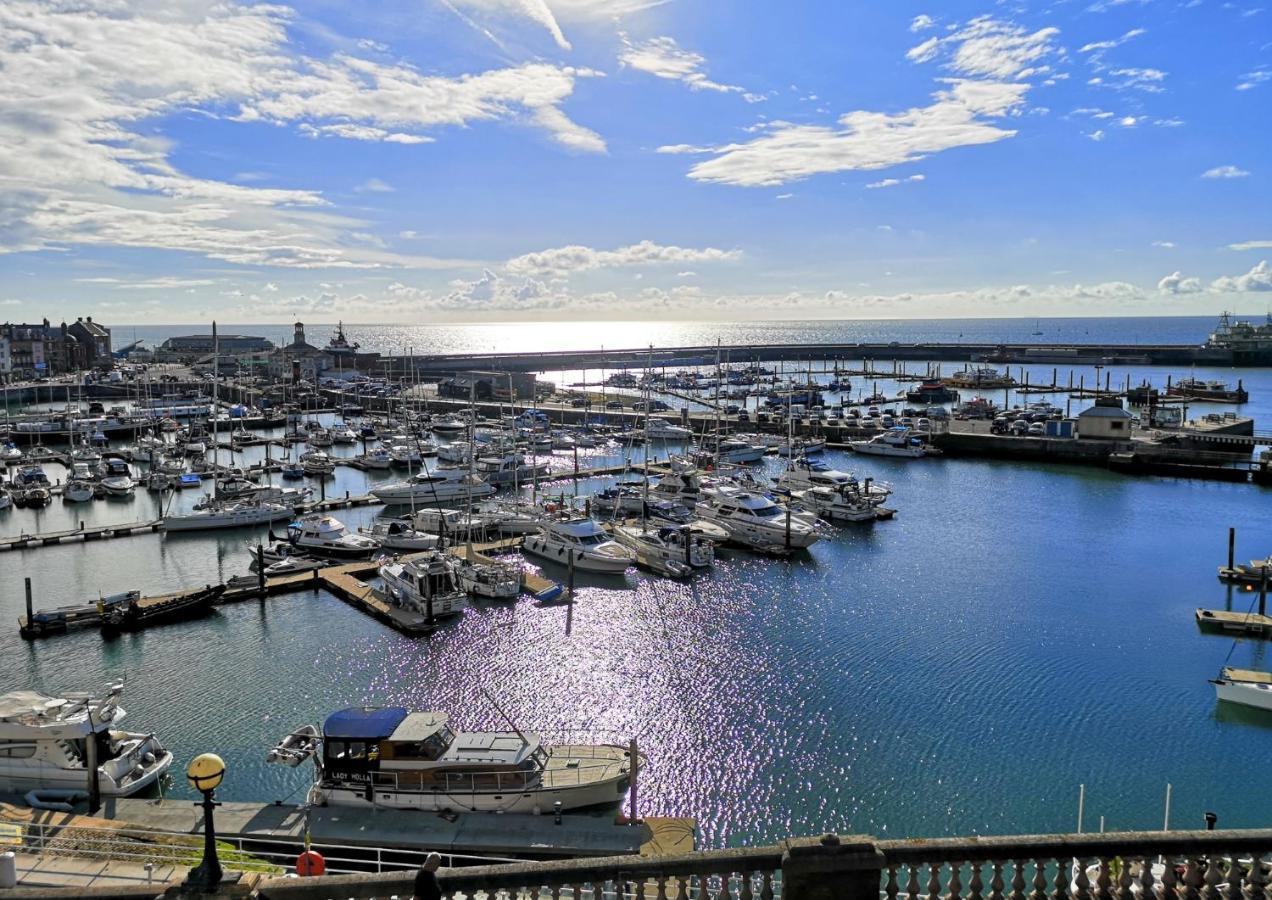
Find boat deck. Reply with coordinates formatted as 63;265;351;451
1223;666;1272;684
1194;607;1272;637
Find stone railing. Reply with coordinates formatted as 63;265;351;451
11;829;1272;900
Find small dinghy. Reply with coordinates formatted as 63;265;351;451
267;725;320;767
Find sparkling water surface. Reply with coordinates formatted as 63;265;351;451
2;317;1271;848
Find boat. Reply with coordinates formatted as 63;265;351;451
63;479;95;503
163;498;292;531
472;452;552;486
775;457;890;501
430;417;468;436
904;379;959;403
300;450;335;476
0;685;172;797
612;524;714;577
379;553;471;619
286;514;382;559
357;520;440;551
701;437;765;464
16;486;52;508
177;472;203;490
695;491;821;553
1211;667;1272;712
356;447;393;470
307;427;334;447
1166;377;1248;404
216;472;259;497
293;706;638;812
371;469;495;505
267;724;321;767
946;366;1018;390
455;559;522;599
331;424;359;444
775;437;826;458
523;518;636;573
0;486;11;511
1;442;22;462
16;466;50;487
645;419;693;440
849;427;929;458
100;584;225;634
437;441;473;465
281;462;305;480
791;484;888;523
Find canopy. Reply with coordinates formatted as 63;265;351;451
323;706;408;740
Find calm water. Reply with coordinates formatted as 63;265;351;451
3;318;1272;848
108;315;1239;358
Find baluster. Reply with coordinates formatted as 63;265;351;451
990;863;1006;900
1138;859;1154;900
1203;857;1226;900
1225;859;1245;900
907;864;923;900
1116;860;1135;900
949;862;964;900
740;873;753;900
699;873;711;900
1029;859;1047;900
969;862;985;900
1161;857;1180;900
928;862;943;900
1075;858;1092;900
1184;859;1204;900
721;872;733;900
550;883;563;900
1010;860;1027;900
885;865;900;900
1051;858;1069;900
1095;858;1113;900
676;876;689;900
760;871;774;900
1244;853;1267;900
655;877;668;900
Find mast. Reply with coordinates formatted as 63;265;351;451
642;345;652;532
211;321;219;502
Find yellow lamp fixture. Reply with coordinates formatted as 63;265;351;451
186;752;226;793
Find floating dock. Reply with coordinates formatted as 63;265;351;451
1194;607;1272;637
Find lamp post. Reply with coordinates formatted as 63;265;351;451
185;753;225;891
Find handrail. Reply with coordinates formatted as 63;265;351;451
876;827;1272;862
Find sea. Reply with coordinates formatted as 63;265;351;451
2;315;1270;850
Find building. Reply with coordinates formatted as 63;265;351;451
1076;397;1134;439
1;321;55;378
271;322;333;382
438;371;537;402
0;334;9;377
157;333;275;360
66;317;112;369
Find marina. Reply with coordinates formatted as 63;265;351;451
4;315;1272;861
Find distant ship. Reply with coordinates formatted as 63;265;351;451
1204;312;1272;364
326;321;360;357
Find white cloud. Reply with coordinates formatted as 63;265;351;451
618;34;746;94
0;0;603;269
910;14;937;32
677;80;1030;187
73;276;217;290
1202;165;1251;179
1157;271;1201;294
505;240;742;276
865;174;926;189
1104;67;1168;92
444;0;667;51
907;16;1061;80
1079;28;1146;53
356;179;395;194
1237;69;1272;90
1229;240;1272;251
1152;240;1176;248
1211;260;1272;292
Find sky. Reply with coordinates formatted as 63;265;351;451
0;0;1269;324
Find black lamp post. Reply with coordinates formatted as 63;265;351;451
185;752;226;891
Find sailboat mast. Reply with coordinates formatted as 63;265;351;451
211;321;219;501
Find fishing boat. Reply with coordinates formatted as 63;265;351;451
99;584;224;634
848;427;928;458
379;553;470;619
0;684;172;797
523;518;636;574
1166;377;1248;404
456;559;522;599
286;514;382;559
283;706;638;812
695;491;821;553
904;379;959;403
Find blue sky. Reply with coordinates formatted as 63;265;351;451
0;0;1269;323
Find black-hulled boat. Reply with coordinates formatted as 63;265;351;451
99;584;224;635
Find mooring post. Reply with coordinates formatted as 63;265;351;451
1228;527;1236;573
1261;570;1268;620
24;578;33;626
257;542;266;597
628;737;639;825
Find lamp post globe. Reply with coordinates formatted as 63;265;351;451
184;753;226;891
187;753;226;793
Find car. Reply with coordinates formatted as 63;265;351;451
725;404;740;415
568;397;587;407
1010;420;1029;436
1028;422;1046;436
736;411;750;422
605;400;624;410
916;417;931;430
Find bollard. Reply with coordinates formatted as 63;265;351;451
0;850;15;889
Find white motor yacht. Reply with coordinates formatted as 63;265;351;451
430;418;468;436
357;448;393;470
646;419;693;440
291;707;638;813
300;450;335;476
791;485;884;523
63;479;95;503
307;427;334;447
695;491;821;553
612;524;714;577
0;685;172;797
1212;670;1272;712
849;427;928;458
456;559;522;599
775;457;891;505
358;520;440;551
437;441;473;465
331;424;359;444
473;452;552;486
372;469;494;505
379;553;470;619
523;518;635;574
287;514;382;559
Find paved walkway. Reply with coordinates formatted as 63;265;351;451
11;850;185;889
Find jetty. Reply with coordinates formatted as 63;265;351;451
18;538;561;640
1194;607;1272;637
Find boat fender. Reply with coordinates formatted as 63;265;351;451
25;789;88;813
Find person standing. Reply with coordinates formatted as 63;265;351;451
414;852;442;900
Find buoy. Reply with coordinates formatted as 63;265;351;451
296;850;326;876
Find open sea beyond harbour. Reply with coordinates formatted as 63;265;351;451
3;316;1272;849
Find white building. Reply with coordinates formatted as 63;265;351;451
0;335;10;377
1076;397;1134;439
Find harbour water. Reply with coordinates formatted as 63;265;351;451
3;316;1272;850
